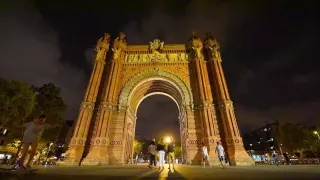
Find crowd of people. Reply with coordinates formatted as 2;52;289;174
144;137;228;169
146;137;175;169
202;141;228;168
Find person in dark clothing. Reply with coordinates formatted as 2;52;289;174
272;151;279;166
148;140;157;168
283;152;291;165
167;137;175;169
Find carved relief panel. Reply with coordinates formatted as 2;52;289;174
124;53;190;63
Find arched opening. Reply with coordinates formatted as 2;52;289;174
134;94;181;163
121;76;188;164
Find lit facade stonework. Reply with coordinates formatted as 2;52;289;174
63;32;254;166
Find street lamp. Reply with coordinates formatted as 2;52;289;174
314;131;320;140
165;137;172;144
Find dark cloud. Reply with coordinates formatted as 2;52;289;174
1;0;319;135
121;0;320;130
291;72;318;85
122;0;254;44
237;100;320;132
84;47;95;65
0;0;86;119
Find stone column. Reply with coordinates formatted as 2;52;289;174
204;35;254;166
82;32;127;165
64;33;111;165
188;33;221;165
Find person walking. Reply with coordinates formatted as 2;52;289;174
215;142;227;169
18;114;60;170
283;152;291;165
272;151;279;166
148;139;157;168
134;153;139;165
201;143;209;168
157;138;166;168
167;137;175;169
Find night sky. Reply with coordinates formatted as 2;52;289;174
1;0;319;139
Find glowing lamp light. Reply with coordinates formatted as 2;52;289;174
314;131;318;135
165;137;171;143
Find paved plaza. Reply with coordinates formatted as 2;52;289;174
1;164;319;180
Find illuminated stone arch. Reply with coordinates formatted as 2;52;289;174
118;68;194;113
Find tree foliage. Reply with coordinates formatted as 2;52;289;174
133;139;143;155
0;78;35;129
32;83;67;123
274;121;306;153
174;145;182;158
273;121;319;156
31;83;67;144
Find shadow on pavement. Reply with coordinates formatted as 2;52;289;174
141;166;186;180
0;173;134;180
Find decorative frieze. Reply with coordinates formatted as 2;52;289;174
100;102;116;111
124;53;190;63
80;102;95;109
218;100;234;108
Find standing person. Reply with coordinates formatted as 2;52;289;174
215;142;227;169
167;137;175;169
148;139;156;168
283;152;291;165
157;138;166;168
18;114;59;170
201;143;209;168
272;151;279;166
134;153;139;165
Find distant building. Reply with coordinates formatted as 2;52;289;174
242;122;280;158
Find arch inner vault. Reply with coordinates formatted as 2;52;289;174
119;74;188;163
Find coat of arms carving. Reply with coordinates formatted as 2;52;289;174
149;39;164;52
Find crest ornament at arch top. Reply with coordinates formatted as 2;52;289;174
149;39;164;53
118;69;193;111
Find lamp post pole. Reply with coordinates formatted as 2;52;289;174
314;131;320;140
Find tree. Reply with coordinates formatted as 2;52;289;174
133;139;143;155
174;145;182;158
273;121;310;154
31;83;67;143
308;120;320;156
32;83;67;121
0;78;35;129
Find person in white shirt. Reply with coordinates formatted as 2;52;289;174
201;143;209;168
215;141;227;168
18;114;59;170
157;139;166;168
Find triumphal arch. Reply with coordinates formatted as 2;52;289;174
64;32;254;166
